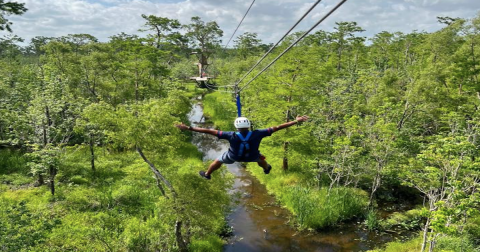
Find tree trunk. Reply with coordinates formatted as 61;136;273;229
337;46;343;71
282;141;289;171
49;165;56;195
283;98;292;171
90;134;95;172
471;41;478;86
136;146;176;198
135;70;139;102
175;220;188;252
39;106;50;186
42;122;47;147
369;170;381;206
421;218;431;252
428;237;435;252
37;174;44;186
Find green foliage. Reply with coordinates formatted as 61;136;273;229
203;92;236;130
0;0;27;32
26;145;60;180
122;216;172;252
1;9;480;251
244;150;368;229
380;208;423;231
435;235;478;252
189;235;224;252
184;16;223;52
281;186;368;229
365;210;380;230
140;14;186;52
368;236;423;252
465;214;480;247
0;200;61;251
372;234;480;252
234;32;262;59
0;149;27;175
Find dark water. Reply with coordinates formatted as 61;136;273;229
188;102;409;252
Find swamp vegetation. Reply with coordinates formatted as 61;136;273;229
1;2;480;251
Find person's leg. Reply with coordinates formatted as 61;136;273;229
257;159;272;174
200;152;235;179
206;159;223;176
257;159;269;169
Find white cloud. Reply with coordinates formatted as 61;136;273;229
2;0;480;46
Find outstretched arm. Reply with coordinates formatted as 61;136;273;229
272;115;309;132
175;123;219;136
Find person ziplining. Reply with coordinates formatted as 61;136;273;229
175;115;309;179
175;0;347;179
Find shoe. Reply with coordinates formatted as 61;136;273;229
199;171;211;180
263;165;272;174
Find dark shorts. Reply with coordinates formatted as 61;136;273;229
217;151;265;164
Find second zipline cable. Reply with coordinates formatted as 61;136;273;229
239;0;349;92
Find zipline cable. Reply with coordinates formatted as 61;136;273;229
233;0;324;92
224;0;256;49
238;0;348;93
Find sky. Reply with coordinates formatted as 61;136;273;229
3;0;480;46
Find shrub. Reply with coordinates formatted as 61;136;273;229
365;210;380;230
0;149;31;187
435;235;478;252
63;186;100;211
112;184;146;213
122;217;172;252
380;208;423;231
465;214;480;246
70;175;89;185
0;149;28;175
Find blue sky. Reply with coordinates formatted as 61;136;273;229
3;0;480;46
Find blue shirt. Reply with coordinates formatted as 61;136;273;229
217;128;275;162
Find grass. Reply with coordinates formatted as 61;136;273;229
246;149;369;230
369;234;480;252
0;148;33;187
0;148;28;174
189;235;224;252
368;236;423;252
365;210;380;230
281;185;368;229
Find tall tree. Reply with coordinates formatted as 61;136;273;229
234;32;261;59
140;14;187;54
329;22;365;72
0;0;27;32
184;16;223;76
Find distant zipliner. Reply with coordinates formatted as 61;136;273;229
189;51;215;89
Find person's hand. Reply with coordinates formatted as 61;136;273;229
175;123;189;131
296;115;309;122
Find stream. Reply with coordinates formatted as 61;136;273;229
188;101;409;252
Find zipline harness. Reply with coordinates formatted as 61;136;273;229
236;131;252;157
